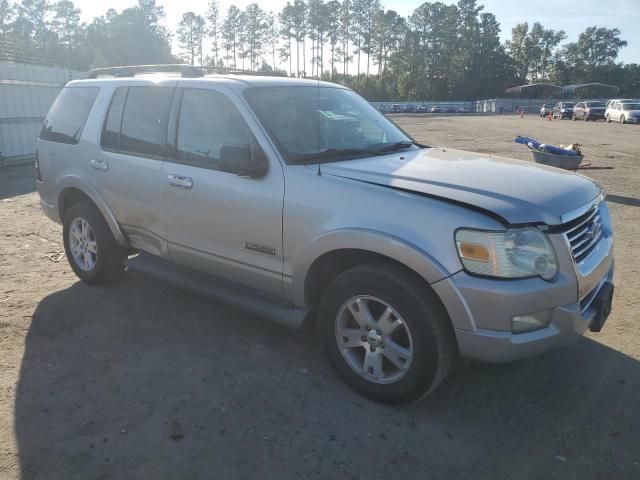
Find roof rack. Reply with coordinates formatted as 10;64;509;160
87;64;287;79
87;64;204;79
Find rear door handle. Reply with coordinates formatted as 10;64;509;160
167;174;193;189
90;159;108;171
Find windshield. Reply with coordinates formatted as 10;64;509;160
562;103;574;108
622;103;640;110
586;101;605;107
244;86;414;164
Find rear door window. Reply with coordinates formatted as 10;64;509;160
119;86;173;158
39;87;99;145
101;88;128;151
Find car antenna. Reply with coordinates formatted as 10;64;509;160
316;72;322;176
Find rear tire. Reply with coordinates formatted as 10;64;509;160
318;262;456;403
63;201;127;284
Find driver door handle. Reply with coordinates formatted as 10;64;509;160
167;174;193;189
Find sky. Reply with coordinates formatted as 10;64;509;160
73;0;640;64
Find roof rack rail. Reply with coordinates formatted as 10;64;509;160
87;64;288;79
202;66;287;77
87;64;204;79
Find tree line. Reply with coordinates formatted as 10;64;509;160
1;0;638;100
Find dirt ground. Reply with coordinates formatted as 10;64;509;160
1;114;639;480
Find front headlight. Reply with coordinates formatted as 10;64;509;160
455;228;558;280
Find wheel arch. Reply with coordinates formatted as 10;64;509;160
292;228;452;310
57;177;127;247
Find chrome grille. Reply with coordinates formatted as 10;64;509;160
562;205;604;264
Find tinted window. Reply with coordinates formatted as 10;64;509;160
101;88;127;151
120;86;172;158
176;89;251;169
40;87;99;144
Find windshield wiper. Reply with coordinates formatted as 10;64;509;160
373;140;429;153
291;141;429;165
291;148;385;165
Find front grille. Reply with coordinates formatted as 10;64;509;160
561;205;604;264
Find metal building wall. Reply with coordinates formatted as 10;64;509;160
0;62;82;167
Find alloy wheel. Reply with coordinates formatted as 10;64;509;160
335;295;414;384
68;217;98;271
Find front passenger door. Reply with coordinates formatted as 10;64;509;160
161;87;285;298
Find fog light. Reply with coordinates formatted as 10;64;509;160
512;310;552;333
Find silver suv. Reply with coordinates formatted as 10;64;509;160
36;66;615;403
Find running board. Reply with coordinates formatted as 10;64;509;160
125;254;308;330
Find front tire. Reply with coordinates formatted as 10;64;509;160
620;115;626;124
606;114;611;123
63;201;126;284
319;262;456;403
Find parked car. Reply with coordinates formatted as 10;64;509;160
605;98;636;108
457;107;466;113
430;105;441;113
390;103;402;113
416;105;429;113
552;102;574;119
540;104;548;117
605;101;640;124
572;101;606;121
445;106;456;113
35;66;615;403
403;104;417;113
377;104;386;113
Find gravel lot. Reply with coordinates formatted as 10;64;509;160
1;114;639;480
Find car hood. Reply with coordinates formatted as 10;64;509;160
321;147;601;226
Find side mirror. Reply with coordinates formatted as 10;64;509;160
219;144;268;178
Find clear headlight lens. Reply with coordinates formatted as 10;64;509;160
455;228;558;280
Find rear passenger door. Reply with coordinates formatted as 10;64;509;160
94;84;175;258
161;86;285;298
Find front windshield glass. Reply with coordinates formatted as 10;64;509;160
244;86;414;164
622;103;640;110
563;102;574;107
587;101;605;107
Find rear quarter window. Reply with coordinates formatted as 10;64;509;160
39;87;99;145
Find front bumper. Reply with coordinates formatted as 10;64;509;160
432;259;614;364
